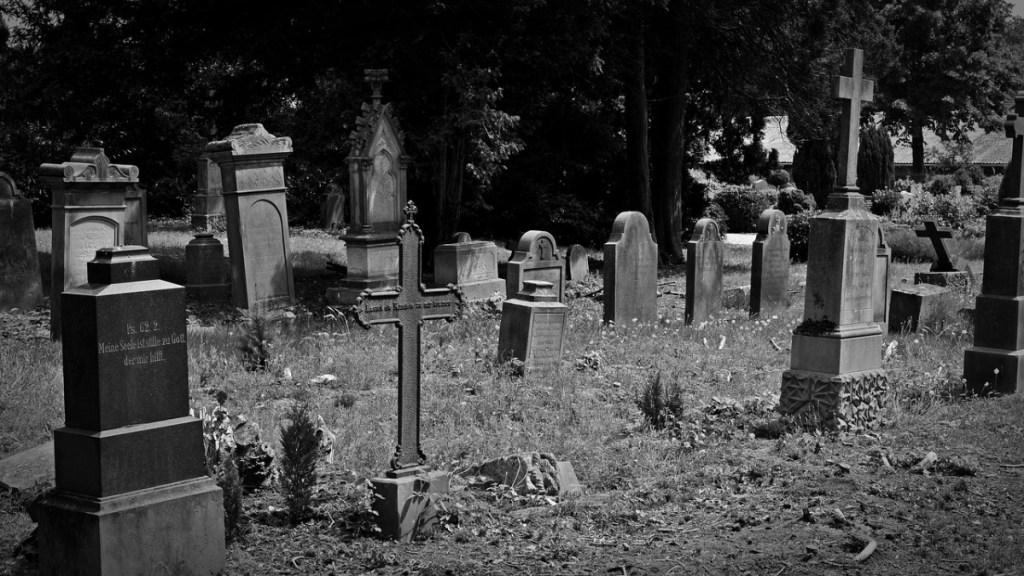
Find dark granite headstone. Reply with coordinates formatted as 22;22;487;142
35;246;224;575
603;212;658;324
349;201;461;540
749;209;790;317
685;218;723;324
506;230;566;302
0;172;43;313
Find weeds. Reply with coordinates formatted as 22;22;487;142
238;311;273;371
279;402;320;524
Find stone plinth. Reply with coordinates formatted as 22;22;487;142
433;234;505;301
888;283;949;332
603;212;657;324
0;172;44;313
185;233;230;303
750;209;790;317
326;233;401;305
497;281;568;373
371;469;449;542
206;124;295;312
191;154;225;231
41;147;137;339
34;246;224;575
685;218;723;325
506;231;566;302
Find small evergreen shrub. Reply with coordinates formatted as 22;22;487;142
776;186;816;214
238;312;272;371
766;169;791;188
636;372;685;430
279;402;320;524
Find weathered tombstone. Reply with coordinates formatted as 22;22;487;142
191;153;225;231
964;92;1024;394
889;283;950;332
327;70;410;305
348;202;462;541
874;227;891;326
433;232;506;300
41;147;136;339
506;231;566;302
913;219;972;292
752;179;773;192
749;208;790;317
206;123;295;311
566;244;590;282
123;182;148;246
603;212;658;324
185;233;230;302
35;246;224;575
321;177;346;230
685;218;724;325
780;48;887;430
0;172;44;313
498;280;569;373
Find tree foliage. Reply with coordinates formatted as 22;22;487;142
857;122;896;194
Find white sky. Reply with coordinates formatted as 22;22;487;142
1013;0;1024;17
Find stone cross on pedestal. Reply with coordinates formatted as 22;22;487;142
915;220;954;271
350;201;463;475
1003;94;1024;208
832;48;874;190
365;69;389;109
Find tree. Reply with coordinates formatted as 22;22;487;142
857;122;895;194
876;0;1019;180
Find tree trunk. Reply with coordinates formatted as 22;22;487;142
623;14;653;227
911;118;925;182
432;134;467;248
650;0;687;261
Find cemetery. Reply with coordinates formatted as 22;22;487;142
1;3;1024;575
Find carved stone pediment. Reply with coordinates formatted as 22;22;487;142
206;123;293;156
39;147;139;183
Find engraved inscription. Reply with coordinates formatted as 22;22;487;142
843;225;874;313
68;219;117;288
98;318;185;367
246;200;288;302
460;252;496;283
526;312;565;368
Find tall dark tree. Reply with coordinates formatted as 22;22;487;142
857;122;895;194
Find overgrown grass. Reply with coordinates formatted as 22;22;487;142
0;337;63;455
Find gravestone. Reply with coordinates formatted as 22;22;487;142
35;246;224;575
603;212;658;324
912;219;972;291
566;244;590;282
206;123;295;311
780;48;887;430
321;178;346;230
685;218;723;325
964;92;1024;394
185;233;230;302
506;230;566;302
41;147;136;339
0;172;44;313
749;208;790;317
348;202;462;541
889;283;950;333
124;182;148;246
433;232;506;300
191;153;224;231
498;281;569;373
874;228;891;325
327;70;410;305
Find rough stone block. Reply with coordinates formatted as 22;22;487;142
779;368;888;431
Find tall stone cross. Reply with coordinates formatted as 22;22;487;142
350;201;463;476
1003;92;1024;207
832;48;874;190
914;219;954;271
365;69;389;109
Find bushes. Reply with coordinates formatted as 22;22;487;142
279;402;320;524
857;123;895;195
710;184;775;233
787;211;811;261
870;188;902;217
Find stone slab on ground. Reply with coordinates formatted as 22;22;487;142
0;441;54;492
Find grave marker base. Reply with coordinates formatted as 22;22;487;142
371;469;450;542
779;368;887;431
35;477;224;576
963;346;1024;395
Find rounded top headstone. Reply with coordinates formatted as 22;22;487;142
608;211;654;243
514;230;560;261
691;218;722;242
756;209;787;237
452;232;473;243
0;171;18;198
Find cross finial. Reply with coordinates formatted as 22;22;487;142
365;69;389;109
403;200;418;222
1003;92;1024;205
832;48;874;190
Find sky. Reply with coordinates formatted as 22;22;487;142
1014;0;1024;17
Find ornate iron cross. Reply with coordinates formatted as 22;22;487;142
1003;92;1024;207
914;219;955;271
350;201;463;476
832;48;874;190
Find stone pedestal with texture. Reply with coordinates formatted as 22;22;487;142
207;124;295;312
41;147;136;339
780;48;887;430
498;280;568;373
371;469;450;542
0;172;44;313
34;246;224;575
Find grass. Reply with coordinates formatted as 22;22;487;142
2;220;1021;575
